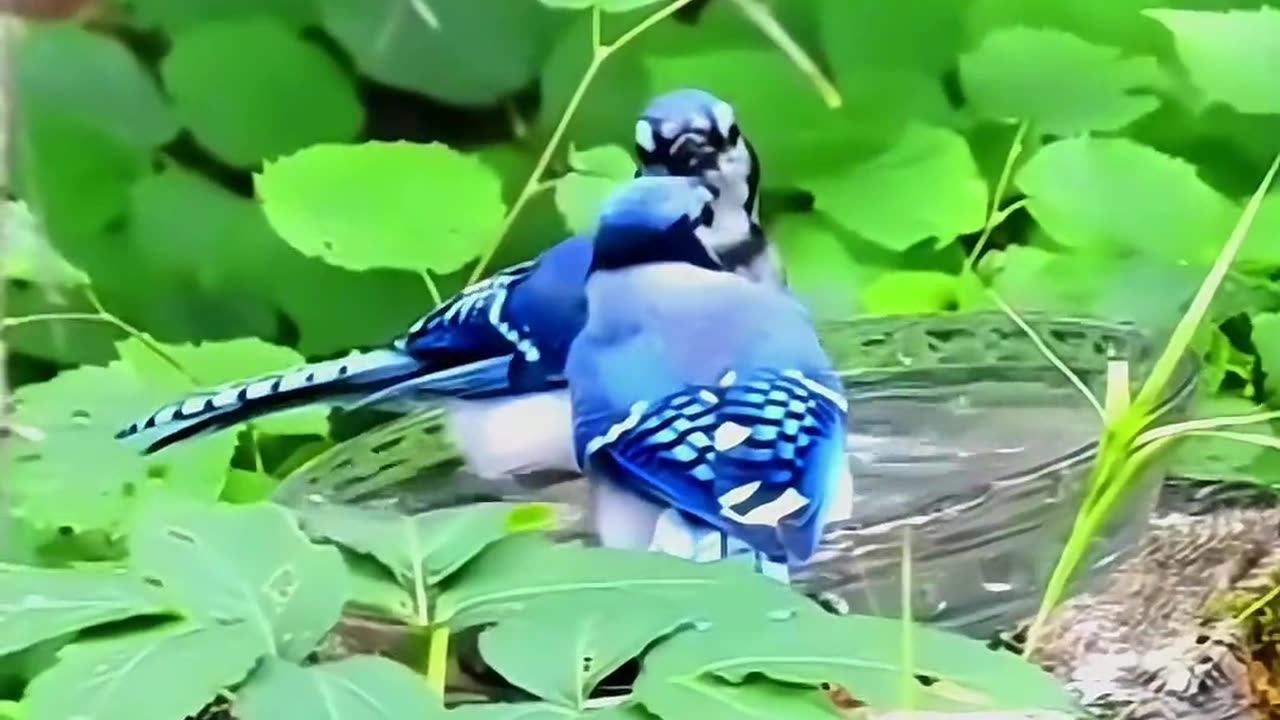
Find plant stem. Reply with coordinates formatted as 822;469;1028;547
965;121;1029;274
727;0;842;108
426;624;450;699
990;291;1105;419
420;270;442;308
466;0;699;285
898;528;917;710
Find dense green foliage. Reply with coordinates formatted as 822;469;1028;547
3;0;1280;717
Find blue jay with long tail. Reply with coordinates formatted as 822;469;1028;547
567;175;853;581
116;89;781;481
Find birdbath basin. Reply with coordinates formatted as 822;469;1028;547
276;311;1198;638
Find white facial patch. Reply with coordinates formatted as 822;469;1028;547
634;121;656;152
688;112;712;131
711;101;736;139
659;120;680;141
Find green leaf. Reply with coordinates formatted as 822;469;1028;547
161;18;363;167
804;125;988;251
769;213;868;320
861;271;967;316
1253;313;1280;398
538;0;664;12
8;362;237;534
436;536;810;630
635;613;1076;714
17;25;178;152
235;656;440;720
122;0;318;32
1;201;90;291
447;703;648;720
256;141;505;274
0;564;170;657
817;0;970;127
116;336;329;439
24;620;265;720
320;0;562;106
1145;7;1280;115
959;26;1164;134
341;551;417;622
298;502;554;598
129;499;348;661
1016;137;1236;263
553;145;635;234
479;591;689;708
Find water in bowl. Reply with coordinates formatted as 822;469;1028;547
276;313;1196;638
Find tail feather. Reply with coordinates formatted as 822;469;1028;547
117;349;426;454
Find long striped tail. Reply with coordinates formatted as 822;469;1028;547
116;349;429;454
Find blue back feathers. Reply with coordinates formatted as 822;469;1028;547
589;176;721;274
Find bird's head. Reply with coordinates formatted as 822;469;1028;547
588;176;723;274
634;89;759;222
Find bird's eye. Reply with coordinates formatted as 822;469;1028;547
699;204;716;226
726;124;741;144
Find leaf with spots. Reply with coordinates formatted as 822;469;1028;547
554;145;636;234
7;361;237;535
128;499;349;661
234;656;442;720
23;619;266;720
478;590;690;709
0;564;171;657
296;501;556;622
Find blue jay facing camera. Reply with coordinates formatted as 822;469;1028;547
567;175;853;583
116;90;781;485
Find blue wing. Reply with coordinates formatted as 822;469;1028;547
577;368;848;563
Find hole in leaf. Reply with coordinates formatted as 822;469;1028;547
69;409;92;425
122;481;137;498
56;525;74;537
914;674;938;687
147;464;169;480
140;576;164;588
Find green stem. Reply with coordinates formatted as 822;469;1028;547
2;310;197;384
727;0;842;108
466;0;700;285
420;270;443;308
898;528;917;710
426;624;450;699
965;121;1029;274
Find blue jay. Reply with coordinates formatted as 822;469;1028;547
116;89;780;482
567;175;853;582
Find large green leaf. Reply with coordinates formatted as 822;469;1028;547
7;362;237;534
1016;137;1237;263
23;620;265;720
1168;395;1273;482
128;500;348;661
769;212;869;320
960;26;1164;134
805;125;988;251
234;656;441;720
817;0;969;127
478;591;690;709
122;0;318;32
436;536;810;630
320;0;562;106
553;145;635;234
16;25;178;152
115;336;329;439
1146;7;1280;115
298;502;555;620
634;613;1076;714
0;564;170;657
160;18;363;167
256;141;506;274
